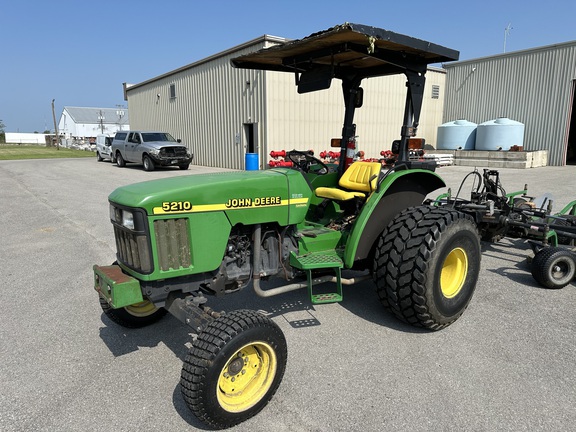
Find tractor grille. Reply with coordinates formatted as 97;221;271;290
160;147;188;157
114;226;153;273
154;218;191;271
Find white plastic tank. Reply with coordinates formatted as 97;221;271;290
436;119;477;150
475;117;525;151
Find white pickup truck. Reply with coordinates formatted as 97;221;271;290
110;131;193;171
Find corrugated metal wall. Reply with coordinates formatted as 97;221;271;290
127;39;276;170
127;37;447;169
443;42;576;166
265;68;446;161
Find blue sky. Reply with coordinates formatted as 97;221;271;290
2;0;575;133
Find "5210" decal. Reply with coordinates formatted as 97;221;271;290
161;201;192;212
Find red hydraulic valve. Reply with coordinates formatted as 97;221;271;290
269;150;287;158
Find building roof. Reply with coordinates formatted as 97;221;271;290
125;34;287;93
63;106;130;125
444;39;576;67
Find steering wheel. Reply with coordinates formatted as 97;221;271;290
286;150;330;175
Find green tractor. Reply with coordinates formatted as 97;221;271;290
93;24;481;429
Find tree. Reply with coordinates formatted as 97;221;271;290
0;119;5;144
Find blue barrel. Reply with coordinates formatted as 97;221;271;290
245;153;259;170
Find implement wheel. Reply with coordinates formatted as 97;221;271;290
99;296;167;328
373;206;481;330
531;247;576;289
181;309;287;429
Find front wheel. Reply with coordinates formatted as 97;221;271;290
99;296;167;328
116;152;126;167
180;309;287;429
531;247;576;289
143;155;155;171
96;151;103;162
179;163;190;170
373;206;481;330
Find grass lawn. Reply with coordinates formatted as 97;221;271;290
0;145;95;160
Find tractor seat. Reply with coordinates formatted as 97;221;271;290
315;162;381;201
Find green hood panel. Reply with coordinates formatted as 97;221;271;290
109;168;313;226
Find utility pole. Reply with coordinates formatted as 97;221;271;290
98;110;105;134
51;99;59;149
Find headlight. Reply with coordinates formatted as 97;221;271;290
148;148;160;155
121;210;135;230
110;204;135;230
109;204;117;222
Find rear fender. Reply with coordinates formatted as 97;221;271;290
344;170;445;267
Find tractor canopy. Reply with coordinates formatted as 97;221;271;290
232;23;459;172
232;23;458;79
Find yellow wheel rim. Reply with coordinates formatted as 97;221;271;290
124;300;158;317
217;342;277;413
440;247;468;298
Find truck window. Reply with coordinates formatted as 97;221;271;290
142;132;177;142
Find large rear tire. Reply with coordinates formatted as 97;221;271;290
373;206;481;330
531;247;576;289
181;309;287;429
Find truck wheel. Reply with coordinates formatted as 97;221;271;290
181;309;287;429
116;152;126;167
531;247;576;289
143;155;155;171
99;296;167;328
373;206;481;330
96;151;103;162
179;163;190;170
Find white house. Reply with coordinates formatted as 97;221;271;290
58;106;130;139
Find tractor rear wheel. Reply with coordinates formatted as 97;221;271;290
531;247;576;289
373;206;481;330
180;309;287;429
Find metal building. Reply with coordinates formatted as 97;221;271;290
125;35;448;170
443;41;576;166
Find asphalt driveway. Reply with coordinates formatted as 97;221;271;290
1;158;575;431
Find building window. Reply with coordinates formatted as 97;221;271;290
169;83;176;99
431;85;440;99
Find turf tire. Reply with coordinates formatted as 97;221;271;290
531;247;576;289
99;296;167;328
181;309;287;429
373;206;481;330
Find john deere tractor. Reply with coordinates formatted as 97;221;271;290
93;23;481;429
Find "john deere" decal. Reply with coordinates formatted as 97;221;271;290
225;196;281;208
153;195;294;215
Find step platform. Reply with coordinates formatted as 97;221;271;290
290;251;343;304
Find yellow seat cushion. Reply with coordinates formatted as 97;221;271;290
314;187;366;201
315;162;381;201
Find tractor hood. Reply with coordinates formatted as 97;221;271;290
108;168;313;226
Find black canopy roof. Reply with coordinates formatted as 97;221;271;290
232;23;459;79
